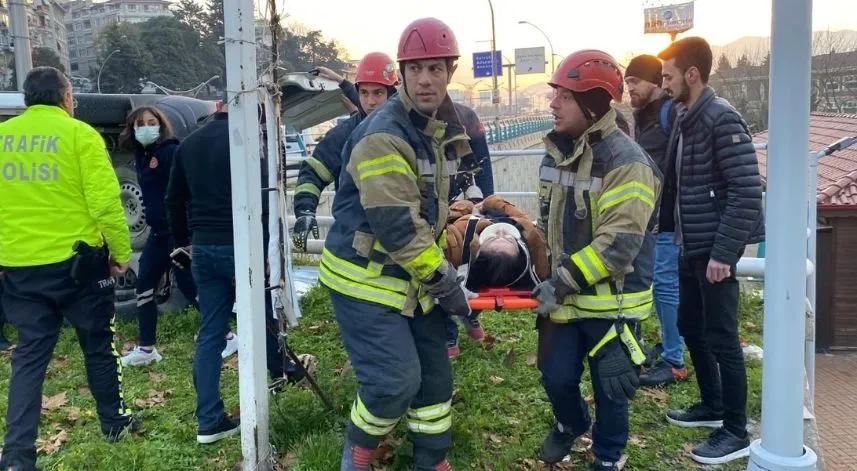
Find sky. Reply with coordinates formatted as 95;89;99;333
269;0;857;88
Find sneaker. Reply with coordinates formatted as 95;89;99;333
197;415;240;444
667;402;724;429
120;346;163;367
539;424;575;464
340;438;374;471
221;333;238;359
688;428;750;465
446;342;460;359
639;361;689;387
458;316;485;341
591;459;621;470
433;460;452;471
104;415;142;442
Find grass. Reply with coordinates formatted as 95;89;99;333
0;286;765;471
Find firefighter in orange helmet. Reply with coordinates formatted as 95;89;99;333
532;50;661;470
292;52;400;250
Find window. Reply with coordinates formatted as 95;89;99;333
83;19;90;29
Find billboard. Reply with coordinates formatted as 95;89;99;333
515;47;546;75
473;51;503;78
644;1;694;34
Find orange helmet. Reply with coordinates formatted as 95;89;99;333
549;50;624;102
355;52;399;87
397;17;459;62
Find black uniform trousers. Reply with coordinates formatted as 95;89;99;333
0;257;130;469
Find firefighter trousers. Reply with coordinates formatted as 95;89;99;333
329;290;453;455
0;258;130;469
537;317;630;462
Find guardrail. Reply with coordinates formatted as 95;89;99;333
484;115;553;145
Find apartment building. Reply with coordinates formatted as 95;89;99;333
64;0;171;78
0;0;70;78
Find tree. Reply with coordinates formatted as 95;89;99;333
278;28;347;75
173;0;208;37
736;54;751;68
94;23;152;93
5;47;66;90
716;53;732;72
138;16;223;91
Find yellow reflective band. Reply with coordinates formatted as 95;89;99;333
407;400;452;420
588;323;619;358
306;156;334;183
319;262;409;310
109;315;129;416
294;182;321;198
571;288;653;311
356;154;416;182
402;244;444;282
321;248;410;292
407;415;452;435
619;323;647;366
550;297;653;323
437;229;448;250
597;181;655;213
350;396;400;436
570;246;610;286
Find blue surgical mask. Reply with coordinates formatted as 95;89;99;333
135;125;160;146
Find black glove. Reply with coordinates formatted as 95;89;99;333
423;261;472;317
592;339;639;402
532;263;577;316
292;210;318;252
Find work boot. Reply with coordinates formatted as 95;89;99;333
539;423;576;464
341;438;374;471
104;415;142;443
639;361;689;387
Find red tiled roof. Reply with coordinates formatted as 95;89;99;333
754;113;857;206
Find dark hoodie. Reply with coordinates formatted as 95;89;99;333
134;137;180;233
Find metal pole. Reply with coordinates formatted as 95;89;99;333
488;0;499;122
97;49;120;94
805;152;819;408
748;0;817;469
519;21;555;74
8;0;32;91
223;0;271;467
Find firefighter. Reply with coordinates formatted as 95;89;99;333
0;67;137;470
292;51;400;252
319;17;471;471
531;50;661;471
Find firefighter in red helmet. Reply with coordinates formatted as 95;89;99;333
532;50;661;470
293;51;399;250
320;17;471;471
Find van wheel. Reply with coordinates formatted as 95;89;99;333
115;166;149;251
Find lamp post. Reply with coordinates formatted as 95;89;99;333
487;0;499;124
97;49;121;94
518;20;556;74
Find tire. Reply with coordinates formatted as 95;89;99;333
114;166;149;251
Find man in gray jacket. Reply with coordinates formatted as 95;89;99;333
658;37;764;466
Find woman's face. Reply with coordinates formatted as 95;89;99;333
480;224;520;257
135;111;159;128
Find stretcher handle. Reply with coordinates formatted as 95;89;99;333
468;293;540;311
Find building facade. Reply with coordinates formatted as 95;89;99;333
0;0;70;87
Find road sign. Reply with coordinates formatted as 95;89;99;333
515;46;545;75
644;1;694;34
473;50;502;78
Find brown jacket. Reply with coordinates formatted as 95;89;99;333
443;195;550;281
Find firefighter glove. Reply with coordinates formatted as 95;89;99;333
424;260;472;317
292;210;319;252
591;339;639;402
532;263;577;316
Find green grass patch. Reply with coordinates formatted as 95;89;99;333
0;286;765;470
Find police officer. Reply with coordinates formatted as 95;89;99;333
0;67;137;471
321;17;471;471
532;51;660;471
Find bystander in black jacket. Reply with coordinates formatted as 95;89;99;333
633;91;678;233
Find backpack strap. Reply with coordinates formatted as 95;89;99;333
659;100;673;136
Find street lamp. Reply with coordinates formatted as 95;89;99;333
487;0;499;124
97;49;121;94
518;20;556;74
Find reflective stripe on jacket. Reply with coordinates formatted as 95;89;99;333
538;108;661;323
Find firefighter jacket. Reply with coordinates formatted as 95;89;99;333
0;105;131;267
319;87;472;316
444;195;550;282
538;108;661;323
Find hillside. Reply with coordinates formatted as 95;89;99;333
711;29;857;69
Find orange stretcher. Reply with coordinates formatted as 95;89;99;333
467;288;539;311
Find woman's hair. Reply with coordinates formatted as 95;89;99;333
467;248;529;289
118;105;175;150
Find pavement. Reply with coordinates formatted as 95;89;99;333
815;353;857;471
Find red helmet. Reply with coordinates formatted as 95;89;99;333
356;52;399;87
397;17;459;62
549;50;624;102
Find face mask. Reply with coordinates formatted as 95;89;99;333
135;125;160;146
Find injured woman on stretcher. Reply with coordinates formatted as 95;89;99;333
443;195;551;310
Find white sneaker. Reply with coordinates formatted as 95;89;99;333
121;346;163;367
222;333;238;359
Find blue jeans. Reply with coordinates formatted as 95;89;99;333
653;232;684;366
191;244;292;429
137;231;198;346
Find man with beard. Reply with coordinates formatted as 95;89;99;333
624;54;688;387
658;37;764;465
